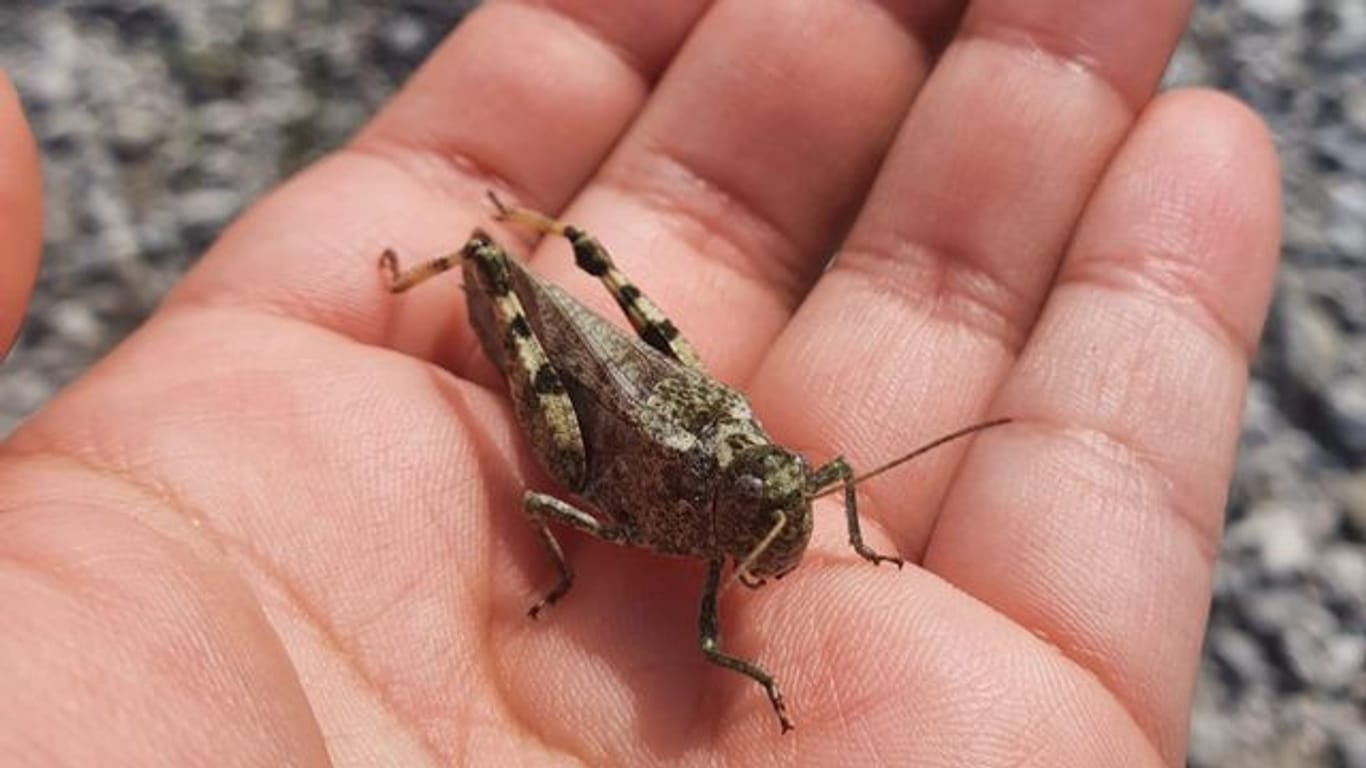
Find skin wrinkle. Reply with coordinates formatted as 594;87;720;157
963;3;1187;110
344;138;529;223
428;374;593;765
0;443;222;560
4;373;492;765
833;237;1033;357
498;0;661;88
815;29;1150;367
943;416;1218;756
1023;415;1223;563
1046;290;1239;560
597;144;808;305
0;454;332;761
164;241;419;354
1064;248;1261;362
239;541;447;764
818;631;885;764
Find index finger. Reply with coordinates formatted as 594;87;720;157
166;1;712;367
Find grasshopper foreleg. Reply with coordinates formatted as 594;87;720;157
808;457;905;568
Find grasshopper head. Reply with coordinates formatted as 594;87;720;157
716;445;814;582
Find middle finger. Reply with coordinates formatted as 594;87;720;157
749;0;1194;557
495;0;964;385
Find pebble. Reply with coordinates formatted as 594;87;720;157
1327;378;1366;459
1240;0;1306;25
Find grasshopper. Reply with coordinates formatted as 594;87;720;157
379;193;1008;733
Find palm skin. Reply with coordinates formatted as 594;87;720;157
0;2;1280;766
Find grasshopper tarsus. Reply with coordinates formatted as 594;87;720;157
854;544;905;569
489;190;568;237
526;594;559;620
526;578;572;620
377;248;401;291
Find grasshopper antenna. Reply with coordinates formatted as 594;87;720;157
811;418;1012;499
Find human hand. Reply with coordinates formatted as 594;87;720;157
0;2;1279;764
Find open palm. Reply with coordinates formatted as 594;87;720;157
0;2;1280;765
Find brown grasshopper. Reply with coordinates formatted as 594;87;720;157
379;193;1007;733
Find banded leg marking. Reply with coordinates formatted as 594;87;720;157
489;192;706;371
380;235;588;491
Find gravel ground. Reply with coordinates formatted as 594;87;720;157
0;2;1361;765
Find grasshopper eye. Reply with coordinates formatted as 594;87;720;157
736;475;764;499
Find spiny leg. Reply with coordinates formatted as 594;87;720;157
699;558;793;733
458;235;590;493
807;457;905;568
488;191;706;371
523;492;625;618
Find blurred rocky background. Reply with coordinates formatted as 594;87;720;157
0;1;1361;765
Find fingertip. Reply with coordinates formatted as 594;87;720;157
1067;86;1282;357
921;86;1282;762
0;70;43;358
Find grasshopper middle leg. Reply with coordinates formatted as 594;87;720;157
523;492;626;618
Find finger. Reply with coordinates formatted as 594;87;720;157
502;0;965;382
167;1;712;365
749;0;1193;553
0;72;43;357
924;90;1280;763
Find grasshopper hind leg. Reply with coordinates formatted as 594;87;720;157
490;192;706;371
382;239;611;617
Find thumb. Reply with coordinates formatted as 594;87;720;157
0;71;42;358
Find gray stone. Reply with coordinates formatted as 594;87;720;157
176;187;243;232
1282;291;1342;392
1315;544;1366;613
1226;503;1315;575
1337;472;1366;536
1209;626;1273;687
1337;727;1366;768
1240;0;1306;25
1327;378;1366;458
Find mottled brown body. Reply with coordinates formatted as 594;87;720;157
379;194;1007;733
468;248;775;558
